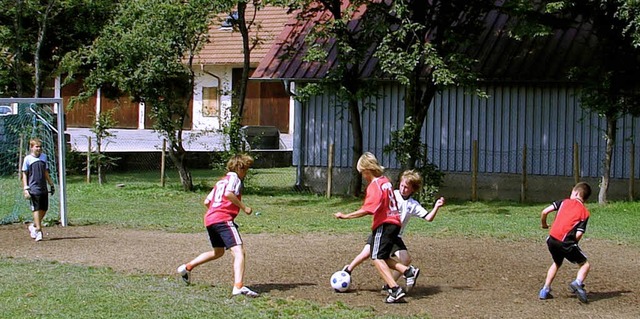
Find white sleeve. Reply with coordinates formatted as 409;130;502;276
407;198;429;219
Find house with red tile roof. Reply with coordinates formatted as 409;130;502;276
192;5;294;133
61;5;294;134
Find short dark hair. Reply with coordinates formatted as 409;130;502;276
573;182;591;201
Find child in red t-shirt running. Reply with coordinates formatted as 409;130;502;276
538;182;592;303
177;154;258;297
334;152;420;303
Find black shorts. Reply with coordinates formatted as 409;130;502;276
206;221;243;249
370;223;402;260
546;236;587;266
29;193;49;212
366;233;407;256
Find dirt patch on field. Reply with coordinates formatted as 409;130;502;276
1;224;638;318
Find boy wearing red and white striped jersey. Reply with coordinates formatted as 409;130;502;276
177;154;259;297
334;152;420;303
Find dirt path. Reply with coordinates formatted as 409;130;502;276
1;224;638;318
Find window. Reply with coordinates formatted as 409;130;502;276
202;87;218;117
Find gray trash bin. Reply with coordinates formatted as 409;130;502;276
240;125;280;150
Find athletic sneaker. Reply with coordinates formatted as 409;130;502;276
232;286;259;297
34;231;43;242
538;287;553;300
569;280;588;303
177;264;190;284
385;286;406;303
28;224;37;239
381;284;392;293
341;265;351;275
404;266;420;292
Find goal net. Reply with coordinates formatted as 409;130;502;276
0;98;67;226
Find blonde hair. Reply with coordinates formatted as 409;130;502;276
356;152;384;176
400;170;422;191
226;154;254;173
30;138;43;147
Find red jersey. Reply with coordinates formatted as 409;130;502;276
549;198;590;243
203;172;243;226
361;176;401;230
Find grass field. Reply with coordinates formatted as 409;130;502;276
1;169;639;318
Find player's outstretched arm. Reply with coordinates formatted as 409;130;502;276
423;197;445;222
540;205;555;229
334;209;368;219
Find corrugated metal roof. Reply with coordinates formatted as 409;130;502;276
194;5;293;65
252;5;598;82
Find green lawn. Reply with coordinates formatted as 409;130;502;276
1;169;639;318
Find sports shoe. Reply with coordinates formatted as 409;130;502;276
28;224;37;239
381;284;393;294
34;231;43;242
569;280;588;303
232;286;259;297
404;266;420;292
177;264;190;284
385;286;406;303
341;265;351;275
538;287;553;300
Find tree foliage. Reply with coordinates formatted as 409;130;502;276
376;0;494;172
63;0;218;191
288;0;390;196
0;0;116;97
506;0;640;204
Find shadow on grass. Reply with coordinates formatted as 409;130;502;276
48;236;97;241
251;282;317;293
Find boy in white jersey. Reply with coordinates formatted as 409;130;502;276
341;170;445;291
177;154;259;297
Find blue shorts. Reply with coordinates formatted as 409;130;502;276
206;221;243;249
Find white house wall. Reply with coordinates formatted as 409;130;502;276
298;83;640;179
192;66;233;131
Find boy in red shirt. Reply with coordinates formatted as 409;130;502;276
334;152;420;303
177;154;258;297
539;182;592;303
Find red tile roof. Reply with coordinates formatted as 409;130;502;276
194;5;293;65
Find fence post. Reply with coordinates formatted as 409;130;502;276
630;142;635;201
472;140;478;201
326;143;334;198
160;139;166;187
573;142;580;184
521;144;527;203
18;136;24;180
86;137;91;183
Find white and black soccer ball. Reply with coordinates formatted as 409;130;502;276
330;270;351;292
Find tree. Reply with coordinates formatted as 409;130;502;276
216;0;268;153
0;0;116;97
63;0;217;191
377;1;495;171
506;0;640;204
288;0;389;196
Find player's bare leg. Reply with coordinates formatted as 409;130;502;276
229;245;258;296
345;244;370;273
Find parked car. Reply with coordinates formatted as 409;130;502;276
0;105;12;115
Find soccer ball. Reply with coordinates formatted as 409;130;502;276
330;270;351;292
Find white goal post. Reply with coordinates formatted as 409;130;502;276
0;98;68;226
